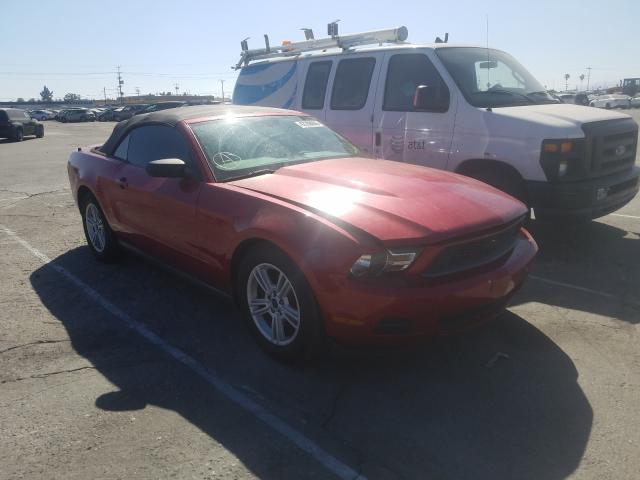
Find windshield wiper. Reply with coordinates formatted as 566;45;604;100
224;168;277;182
525;91;561;103
475;89;535;104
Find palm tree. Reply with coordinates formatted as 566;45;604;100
579;74;585;91
564;74;571;91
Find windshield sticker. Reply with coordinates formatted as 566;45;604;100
295;120;323;128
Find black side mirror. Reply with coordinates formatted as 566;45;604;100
146;158;187;178
413;84;449;112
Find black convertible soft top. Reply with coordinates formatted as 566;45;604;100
100;104;300;156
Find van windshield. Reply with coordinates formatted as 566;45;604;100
436;47;559;108
190;115;360;182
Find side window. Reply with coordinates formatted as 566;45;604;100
23;111;31;120
383;54;450;112
127;125;191;168
330;57;376;110
302;61;332;110
114;134;130;160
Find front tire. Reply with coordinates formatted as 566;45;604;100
80;194;121;262
13;128;24;142
237;244;324;361
36;125;44;138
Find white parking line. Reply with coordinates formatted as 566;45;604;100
529;275;640;308
0;225;365;480
611;213;640;220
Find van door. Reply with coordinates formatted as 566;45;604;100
374;50;456;170
324;53;383;155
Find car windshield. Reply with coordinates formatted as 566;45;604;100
436;47;559;108
191;115;360;182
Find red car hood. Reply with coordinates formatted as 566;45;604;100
229;158;526;244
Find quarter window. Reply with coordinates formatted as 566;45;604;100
383;54;449;112
302;61;332;110
113;135;130;160
330;57;376;110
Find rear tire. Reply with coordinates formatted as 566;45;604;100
36;125;44;138
13;128;24;142
80;193;121;263
236;244;324;361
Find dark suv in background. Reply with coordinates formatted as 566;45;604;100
0;108;44;141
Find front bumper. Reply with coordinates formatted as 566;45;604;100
527;166;640;220
316;229;538;345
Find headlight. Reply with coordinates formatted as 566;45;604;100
350;247;421;278
540;138;585;181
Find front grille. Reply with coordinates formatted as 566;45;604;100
424;221;522;278
583;119;638;176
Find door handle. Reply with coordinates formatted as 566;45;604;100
118;177;128;189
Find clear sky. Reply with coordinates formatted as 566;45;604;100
1;0;638;101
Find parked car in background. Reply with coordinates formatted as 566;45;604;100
60;108;96;122
112;104;149;121
590;94;631;109
631;96;640;108
29;109;55;121
67;105;538;359
98;107;122;121
0;108;44;141
555;92;590;106
136;101;186;115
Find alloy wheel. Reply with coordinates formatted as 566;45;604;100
246;263;301;346
85;203;106;253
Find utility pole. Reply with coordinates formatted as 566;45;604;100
103;87;107;105
586;67;592;91
117;66;124;104
174;82;180;95
135;87;140;96
220;79;225;102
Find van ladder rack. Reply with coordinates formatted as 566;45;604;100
234;23;408;69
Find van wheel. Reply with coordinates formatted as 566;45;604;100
80;193;121;262
463;165;527;202
236;244;324;361
36;125;44;138
13;128;24;142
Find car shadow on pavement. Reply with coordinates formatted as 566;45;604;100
30;246;593;480
514;219;640;324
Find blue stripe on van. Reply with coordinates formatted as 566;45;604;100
239;63;275;75
234;63;297;105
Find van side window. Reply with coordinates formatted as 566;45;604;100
330;57;376;110
302;61;332;109
383;54;450;112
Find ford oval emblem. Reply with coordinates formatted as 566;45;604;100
615;145;626;156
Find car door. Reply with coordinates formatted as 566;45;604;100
105;124;204;264
373;50;456;170
324;53;383;155
20;110;36;135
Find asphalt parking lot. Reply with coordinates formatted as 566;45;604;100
1;115;639;480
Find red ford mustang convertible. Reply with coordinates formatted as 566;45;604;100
67;105;537;359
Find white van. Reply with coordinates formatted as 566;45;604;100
233;26;639;220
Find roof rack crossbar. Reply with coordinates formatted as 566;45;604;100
234;25;408;69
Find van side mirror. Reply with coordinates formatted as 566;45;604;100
146;158;187;178
413;85;449;112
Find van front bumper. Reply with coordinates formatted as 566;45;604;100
526;166;640;220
